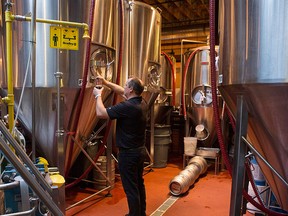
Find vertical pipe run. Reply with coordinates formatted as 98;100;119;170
31;0;37;163
54;71;65;213
55;72;63;138
4;1;14;133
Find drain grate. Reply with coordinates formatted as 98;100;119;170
150;196;179;216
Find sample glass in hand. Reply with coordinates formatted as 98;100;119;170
95;78;103;89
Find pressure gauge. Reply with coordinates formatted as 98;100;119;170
192;85;212;106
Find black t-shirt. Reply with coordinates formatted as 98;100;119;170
106;96;147;149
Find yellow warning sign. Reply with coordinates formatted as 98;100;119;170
50;26;61;48
50;26;79;50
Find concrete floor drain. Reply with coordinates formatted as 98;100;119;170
150;196;179;216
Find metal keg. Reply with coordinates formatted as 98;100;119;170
188;156;208;174
169;156;207;196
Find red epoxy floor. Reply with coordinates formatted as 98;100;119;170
65;155;254;216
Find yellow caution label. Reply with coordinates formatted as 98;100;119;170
50;26;79;50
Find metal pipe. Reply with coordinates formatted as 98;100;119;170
66;185;111;210
31;0;36;163
0;181;20;190
55;72;63;138
1;207;36;216
54;71;65;213
3;1;14;133
0;135;63;216
12;15;90;38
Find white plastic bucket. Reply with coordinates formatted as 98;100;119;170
184;137;197;156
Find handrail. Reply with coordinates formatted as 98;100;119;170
2;206;36;216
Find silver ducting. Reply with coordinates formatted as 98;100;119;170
219;0;288;211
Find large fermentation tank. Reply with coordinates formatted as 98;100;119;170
219;0;288;211
121;1;162;107
0;0;71;167
0;0;117;170
65;0;117;171
183;46;219;148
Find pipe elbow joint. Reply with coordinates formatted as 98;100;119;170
2;95;14;105
2;96;10;104
82;23;90;39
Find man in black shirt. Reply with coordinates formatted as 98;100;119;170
93;76;147;216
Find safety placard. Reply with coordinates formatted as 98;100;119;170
50;26;79;50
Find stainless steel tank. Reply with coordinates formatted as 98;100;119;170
183;46;219;148
153;54;175;124
119;1;162;166
65;0;117;171
0;0;117;170
121;1;162;107
158;54;174;104
218;0;288;211
1;0;70;167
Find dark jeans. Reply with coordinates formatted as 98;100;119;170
118;147;147;216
